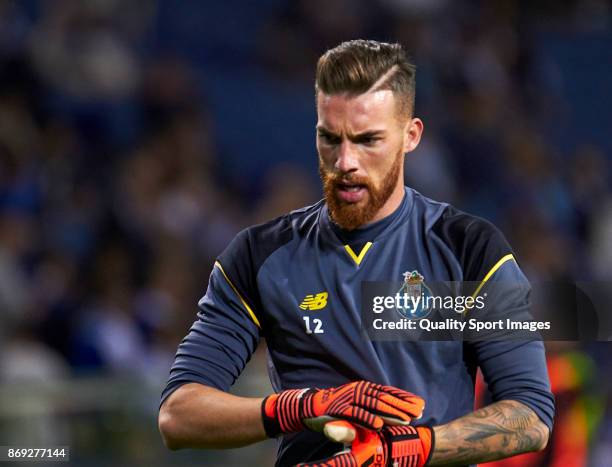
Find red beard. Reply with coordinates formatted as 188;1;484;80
320;151;403;230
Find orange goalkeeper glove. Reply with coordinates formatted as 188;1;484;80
261;381;425;437
296;420;434;467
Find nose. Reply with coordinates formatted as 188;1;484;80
335;140;359;174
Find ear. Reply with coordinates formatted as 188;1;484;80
403;118;424;154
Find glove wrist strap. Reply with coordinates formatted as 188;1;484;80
383;425;435;467
261;389;314;438
261;394;282;438
418;426;435;466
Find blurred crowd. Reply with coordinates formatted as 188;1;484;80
0;0;611;465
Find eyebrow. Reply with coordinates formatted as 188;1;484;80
316;126;386;140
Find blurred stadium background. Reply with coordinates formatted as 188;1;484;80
0;0;611;465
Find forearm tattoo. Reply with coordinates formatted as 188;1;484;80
430;400;549;466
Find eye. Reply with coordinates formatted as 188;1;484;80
318;132;340;145
358;136;380;146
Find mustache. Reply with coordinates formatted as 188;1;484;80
325;172;370;186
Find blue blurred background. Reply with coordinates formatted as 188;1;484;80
0;0;611;465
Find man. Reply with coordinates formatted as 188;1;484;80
159;40;554;466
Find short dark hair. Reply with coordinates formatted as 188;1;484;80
315;39;416;118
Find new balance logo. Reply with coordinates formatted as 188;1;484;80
299;292;328;311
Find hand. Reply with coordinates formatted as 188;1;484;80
295;420;434;467
261;381;425;437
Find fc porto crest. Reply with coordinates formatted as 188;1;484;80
396;270;433;319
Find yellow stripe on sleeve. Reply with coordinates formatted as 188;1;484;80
470;253;515;299
214;261;261;328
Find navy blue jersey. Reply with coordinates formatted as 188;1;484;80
162;187;554;466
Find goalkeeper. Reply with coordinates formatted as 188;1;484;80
159;40;554;466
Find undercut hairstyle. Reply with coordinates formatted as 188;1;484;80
315;39;416;119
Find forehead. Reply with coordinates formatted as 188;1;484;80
316;90;398;131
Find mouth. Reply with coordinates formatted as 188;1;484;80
335;182;367;203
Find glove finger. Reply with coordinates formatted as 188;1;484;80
379;394;424;418
358;383;422;418
296;451;358;467
360;381;383;396
357;395;413;423
378;390;425;418
380;385;424;404
361;383;424;418
334;406;383;431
